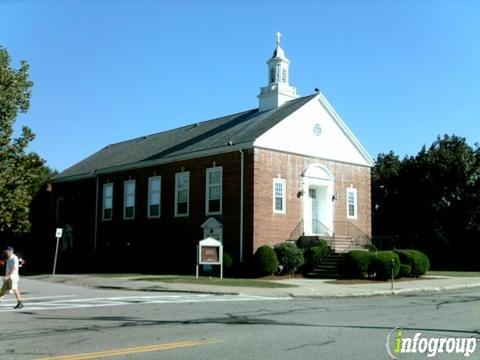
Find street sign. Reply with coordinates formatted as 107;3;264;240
53;228;63;276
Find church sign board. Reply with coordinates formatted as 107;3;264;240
196;237;223;279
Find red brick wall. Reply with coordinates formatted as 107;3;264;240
252;148;371;251
51;150;255;271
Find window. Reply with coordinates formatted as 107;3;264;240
206;167;222;214
282;68;287;83
123;180;136;220
270;68;275;83
273;178;286;214
313;123;322;137
102;183;113;221
148;176;161;218
175;172;189;217
347;187;357;219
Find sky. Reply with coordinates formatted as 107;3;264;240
1;0;479;171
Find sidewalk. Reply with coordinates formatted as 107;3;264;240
28;274;480;298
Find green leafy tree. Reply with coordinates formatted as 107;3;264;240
0;46;49;234
372;135;480;268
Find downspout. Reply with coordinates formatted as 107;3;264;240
93;175;99;252
239;149;244;263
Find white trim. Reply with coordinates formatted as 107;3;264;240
205;166;223;215
272;178;286;214
53;142;253;183
316;93;374;166
123;179;136;220
102;183;113;221
174;171;190;217
346;187;358;219
147;176;161;219
302;164;334;236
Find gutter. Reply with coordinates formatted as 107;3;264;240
52;141;254;184
239;149;244;263
93;175;99;251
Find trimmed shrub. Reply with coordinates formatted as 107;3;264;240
274;243;304;274
341;250;373;279
223;251;234;272
371;251;400;280
395;250;430;277
254;245;279;276
398;264;412;278
303;240;330;272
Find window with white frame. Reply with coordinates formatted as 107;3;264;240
273;178;286;214
347;187;357;219
206;167;222;214
175;172;189;217
123;180;136;220
102;183;113;221
148;176;161;218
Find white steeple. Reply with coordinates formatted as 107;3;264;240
258;32;299;112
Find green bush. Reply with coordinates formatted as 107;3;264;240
303;240;330;271
254;245;279;276
223;251;234;271
341;250;373;279
274;243;304;274
398;264;412;278
395;250;430;277
371;251;400;280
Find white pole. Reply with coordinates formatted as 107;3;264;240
53;236;60;276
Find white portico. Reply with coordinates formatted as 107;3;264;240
302;164;334;236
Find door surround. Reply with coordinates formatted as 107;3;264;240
302;164;334;236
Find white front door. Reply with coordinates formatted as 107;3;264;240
302;164;334;236
307;185;330;235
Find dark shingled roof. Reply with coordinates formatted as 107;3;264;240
56;94;316;181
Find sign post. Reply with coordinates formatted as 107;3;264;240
196;237;223;279
53;228;63;276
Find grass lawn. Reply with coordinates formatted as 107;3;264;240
134;275;297;288
427;271;480;277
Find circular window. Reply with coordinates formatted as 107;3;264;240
313;123;322;137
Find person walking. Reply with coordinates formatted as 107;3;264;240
0;246;24;309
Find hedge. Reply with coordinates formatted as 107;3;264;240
223;251;234;272
303;240;330;272
399;264;412;278
274;243;304;274
395;250;430;277
254;245;279;276
341;250;373;279
370;251;400;280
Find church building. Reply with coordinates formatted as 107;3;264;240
48;34;373;272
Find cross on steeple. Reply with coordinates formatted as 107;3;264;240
276;32;282;46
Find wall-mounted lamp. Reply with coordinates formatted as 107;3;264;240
332;192;338;201
297;190;304;199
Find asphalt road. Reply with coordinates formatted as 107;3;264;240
1;279;479;359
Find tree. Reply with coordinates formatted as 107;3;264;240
0;46;49;234
372;135;480;268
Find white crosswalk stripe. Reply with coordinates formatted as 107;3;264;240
0;294;290;312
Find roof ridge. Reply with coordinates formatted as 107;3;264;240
105;108;257;149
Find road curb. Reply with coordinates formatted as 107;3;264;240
92;285;241;296
286;282;480;299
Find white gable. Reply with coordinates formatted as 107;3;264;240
253;93;374;167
